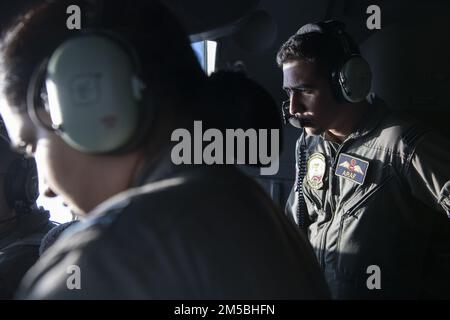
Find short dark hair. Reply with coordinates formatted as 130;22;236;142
276;31;350;76
0;0;206;111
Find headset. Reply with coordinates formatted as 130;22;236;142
282;20;372;128
0;127;39;212
5;157;40;212
298;20;372;103
27;31;149;154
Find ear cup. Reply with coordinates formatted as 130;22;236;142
4;157;39;210
45;34;146;153
298;20;372;104
336;56;372;103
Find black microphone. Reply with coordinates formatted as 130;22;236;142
281;100;302;128
439;181;450;218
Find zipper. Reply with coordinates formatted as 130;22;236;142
342;174;393;219
334;174;394;259
318;134;356;268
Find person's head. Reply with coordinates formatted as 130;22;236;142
0;0;206;215
276;20;371;136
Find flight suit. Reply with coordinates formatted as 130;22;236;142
18;152;330;299
286;97;450;299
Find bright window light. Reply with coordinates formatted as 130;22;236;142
36;176;73;224
191;40;217;76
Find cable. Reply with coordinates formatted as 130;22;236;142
295;129;309;230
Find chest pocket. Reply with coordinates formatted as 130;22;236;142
303;183;327;225
335;163;396;279
341;162;395;220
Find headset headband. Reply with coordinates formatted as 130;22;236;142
297;20;358;58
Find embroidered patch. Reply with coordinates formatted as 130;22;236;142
306;153;326;190
335;153;369;185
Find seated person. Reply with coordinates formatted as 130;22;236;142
0;119;56;299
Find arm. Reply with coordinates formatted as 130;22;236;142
405;130;450;216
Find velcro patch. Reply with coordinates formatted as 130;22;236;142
335;153;369;185
306;153;326;190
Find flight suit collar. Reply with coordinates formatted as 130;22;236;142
320;94;389;144
352;94;389;140
133;145;189;187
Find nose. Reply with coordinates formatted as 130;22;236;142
289;91;304;115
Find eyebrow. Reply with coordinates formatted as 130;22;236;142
282;84;314;91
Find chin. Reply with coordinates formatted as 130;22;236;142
304;127;324;136
68;203;87;218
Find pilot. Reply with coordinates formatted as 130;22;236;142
0;0;330;299
278;20;450;299
0;118;56;299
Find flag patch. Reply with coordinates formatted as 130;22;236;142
335;153;369;185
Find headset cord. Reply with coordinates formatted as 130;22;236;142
295;130;308;231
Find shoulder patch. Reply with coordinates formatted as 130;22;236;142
306;153;327;190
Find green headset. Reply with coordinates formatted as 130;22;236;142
27;31;149;154
296;20;372;103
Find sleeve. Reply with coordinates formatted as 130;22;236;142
0;246;40;299
405;130;450;217
17;214;200;299
17;226;158;300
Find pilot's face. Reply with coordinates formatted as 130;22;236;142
0;102;89;215
282;59;339;136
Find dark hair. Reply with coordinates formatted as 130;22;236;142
204;70;283;164
0;0;282;163
0;0;206;112
276;31;350;76
207;71;281;131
